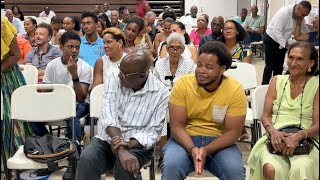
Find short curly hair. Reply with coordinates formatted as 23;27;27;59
102;27;126;47
199;41;232;70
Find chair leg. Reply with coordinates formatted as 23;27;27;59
149;155;155;180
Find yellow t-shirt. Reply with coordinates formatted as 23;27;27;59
1;16;17;61
170;73;247;136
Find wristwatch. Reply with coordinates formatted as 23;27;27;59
72;77;80;82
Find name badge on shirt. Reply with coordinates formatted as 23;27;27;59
212;105;228;123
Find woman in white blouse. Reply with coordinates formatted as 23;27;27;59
154;32;196;90
92;27;126;89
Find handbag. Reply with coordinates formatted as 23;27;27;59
266;126;315;155
266;76;317;155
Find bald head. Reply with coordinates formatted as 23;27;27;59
119;48;151;90
121;48;151;72
250;5;258;16
190;5;198;18
5;9;14;22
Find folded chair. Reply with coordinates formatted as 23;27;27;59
7;84;77;180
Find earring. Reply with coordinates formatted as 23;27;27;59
308;67;311;72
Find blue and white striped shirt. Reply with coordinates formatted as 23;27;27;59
96;72;169;149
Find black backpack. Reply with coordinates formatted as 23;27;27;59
24;134;77;171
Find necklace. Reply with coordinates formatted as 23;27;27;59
290;77;307;88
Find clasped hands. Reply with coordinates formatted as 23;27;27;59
111;136;140;176
190;146;208;177
269;129;300;156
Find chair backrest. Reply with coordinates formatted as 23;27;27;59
19;65;38;85
224;62;257;90
11;84;76;121
251;85;269;119
90;84;104;118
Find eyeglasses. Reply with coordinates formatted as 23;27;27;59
118;64;143;79
168;46;183;53
223;27;236;31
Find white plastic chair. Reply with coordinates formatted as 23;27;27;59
251;85;269;144
19;65;38;85
89;84;104;139
89;84;156;180
7;84;76;179
224;62;258;146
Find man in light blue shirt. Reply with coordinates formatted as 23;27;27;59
79;11;105;67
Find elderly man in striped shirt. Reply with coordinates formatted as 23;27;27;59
76;48;169;180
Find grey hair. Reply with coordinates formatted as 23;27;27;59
145;11;157;19
166;32;185;46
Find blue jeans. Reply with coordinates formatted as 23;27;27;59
248;32;262;43
30;102;89;143
160;136;246;180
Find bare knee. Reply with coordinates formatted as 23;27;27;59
263;163;275;180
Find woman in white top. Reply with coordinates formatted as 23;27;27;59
159;21;198;63
154;32;196;90
92;27;126;89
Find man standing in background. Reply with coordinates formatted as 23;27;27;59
262;1;311;84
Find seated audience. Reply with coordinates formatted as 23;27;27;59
11;5;24;21
154;17;174;56
199;16;224;48
76;47;169;180
135;18;155;56
5;9;25;35
22;17;37;47
98;13;112;29
119;6;131;26
30;31;91;179
50;16;63;45
154;32;196;90
94;4;101;15
248;41;319;180
144;11;157;42
220;20;252;63
159;21;198;63
294;14;319;46
25;23;62;82
103;2;111;19
179;5;198;27
39;6;56;19
236;8;248;25
79;11;105;67
17;35;33;64
243;5;265;43
123;16;145;53
97;18;106;38
92;27;126;89
189;14;212;47
160;41;247;179
55;16;83;44
110;10;126;31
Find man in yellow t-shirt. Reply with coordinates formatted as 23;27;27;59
161;41;247;180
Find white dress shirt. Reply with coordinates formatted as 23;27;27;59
11;17;25;35
96;72;169;150
266;5;309;48
39;10;56;19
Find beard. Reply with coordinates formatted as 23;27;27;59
196;74;221;87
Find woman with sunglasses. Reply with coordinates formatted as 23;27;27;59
92;27;126;89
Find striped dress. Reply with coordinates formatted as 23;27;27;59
1;17;33;160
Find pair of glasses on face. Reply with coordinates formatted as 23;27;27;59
223;27;236;31
117;64;144;79
168;46;183;53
